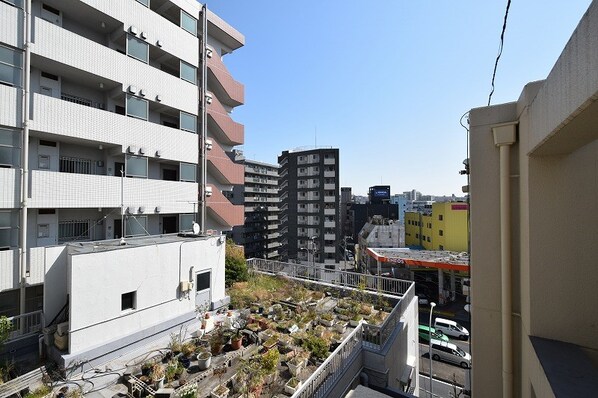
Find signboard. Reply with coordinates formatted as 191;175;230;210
451;204;468;210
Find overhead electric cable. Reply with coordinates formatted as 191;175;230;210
488;0;512;106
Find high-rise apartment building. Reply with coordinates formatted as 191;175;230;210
0;0;243;317
469;2;598;397
278;148;340;265
237;159;280;259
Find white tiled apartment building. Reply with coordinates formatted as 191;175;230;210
0;0;244;319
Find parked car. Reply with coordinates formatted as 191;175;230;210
434;317;469;340
430;339;471;368
418;325;448;343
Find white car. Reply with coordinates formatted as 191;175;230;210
434;317;469;340
430;339;471;368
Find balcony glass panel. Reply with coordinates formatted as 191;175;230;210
126;95;148;120
125;155;147;178
0;45;23;87
126;216;147;237
180;162;196;182
180;111;197;133
126;35;149;64
135;0;149;7
180;60;196;84
180;10;197;36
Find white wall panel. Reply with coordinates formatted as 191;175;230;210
31;17;198;115
0;2;23;48
0;168;19;209
27;246;46;285
0;249;18;292
30;94;198;164
67;237;225;354
81;0;199;67
0;85;22;128
29;170;198;213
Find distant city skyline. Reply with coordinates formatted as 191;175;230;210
208;0;592;196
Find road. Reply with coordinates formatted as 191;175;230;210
419;340;471;388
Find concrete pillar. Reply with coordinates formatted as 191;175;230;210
438;268;444;304
450;270;456;302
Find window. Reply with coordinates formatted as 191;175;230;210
121;291;136;311
427;237;431;242
180;61;196;84
126;216;147;236
37;224;49;238
126;95;148;120
135;0;149;7
439;245;444;250
180;163;196;182
38;155;50;169
0;127;21;167
0;211;17;249
180;10;197;36
125;155;147;178
179;214;194;231
126;35;149;63
0;44;23;87
438;215;443;221
416;234;419;239
439;230;444;236
196;271;210;291
180;111;196;133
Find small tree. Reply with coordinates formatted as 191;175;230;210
225;239;248;287
0;316;11;350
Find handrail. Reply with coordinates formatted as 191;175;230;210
293;324;364;398
6;310;43;342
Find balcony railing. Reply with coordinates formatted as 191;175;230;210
5;310;43;342
61;92;104;110
59;156;98;175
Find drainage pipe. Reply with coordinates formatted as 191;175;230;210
19;0;32;319
199;5;208;233
492;123;517;398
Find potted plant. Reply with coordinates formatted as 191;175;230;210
261;348;280;384
349;314;363;327
210;329;225;356
287;352;307;376
150;363;165;390
168;333;182;355
211;365;229;398
231;329;244;351
179;382;198;398
334;320;347;334
320;313;334;327
284;377;302;395
141;361;153;377
196;348;212;370
164;360;181;385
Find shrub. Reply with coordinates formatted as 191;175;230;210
225;239;248;287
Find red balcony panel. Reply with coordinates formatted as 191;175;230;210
207;94;244;146
206;184;244;228
207;50;244;107
207;140;244;185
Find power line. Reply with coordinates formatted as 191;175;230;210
488;0;512;106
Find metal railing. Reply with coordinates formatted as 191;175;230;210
293;323;364;398
61;92;105;109
247;258;413;297
58;219;92;243
59;156;98;175
6;310;43;342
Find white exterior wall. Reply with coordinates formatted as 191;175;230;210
30;94;198;164
0;85;22;128
66;237;225;354
0;1;22;48
80;0;199;67
31;17;198;115
0;169;19;209
28;170;197;213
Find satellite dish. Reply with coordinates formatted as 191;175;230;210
192;222;200;235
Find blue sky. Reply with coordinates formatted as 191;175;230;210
207;1;592;196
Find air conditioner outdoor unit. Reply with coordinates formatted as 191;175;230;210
56;321;69;336
180;281;192;292
205;186;212;197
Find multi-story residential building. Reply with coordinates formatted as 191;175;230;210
340;186;352;241
0;0;243;348
469;2;598;397
404;202;468;252
278;148;340;265
236;159;280;259
390;193;408;223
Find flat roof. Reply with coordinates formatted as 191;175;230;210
366;248;469;271
67;233;216;255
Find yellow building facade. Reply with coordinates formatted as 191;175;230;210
404;202;468;252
